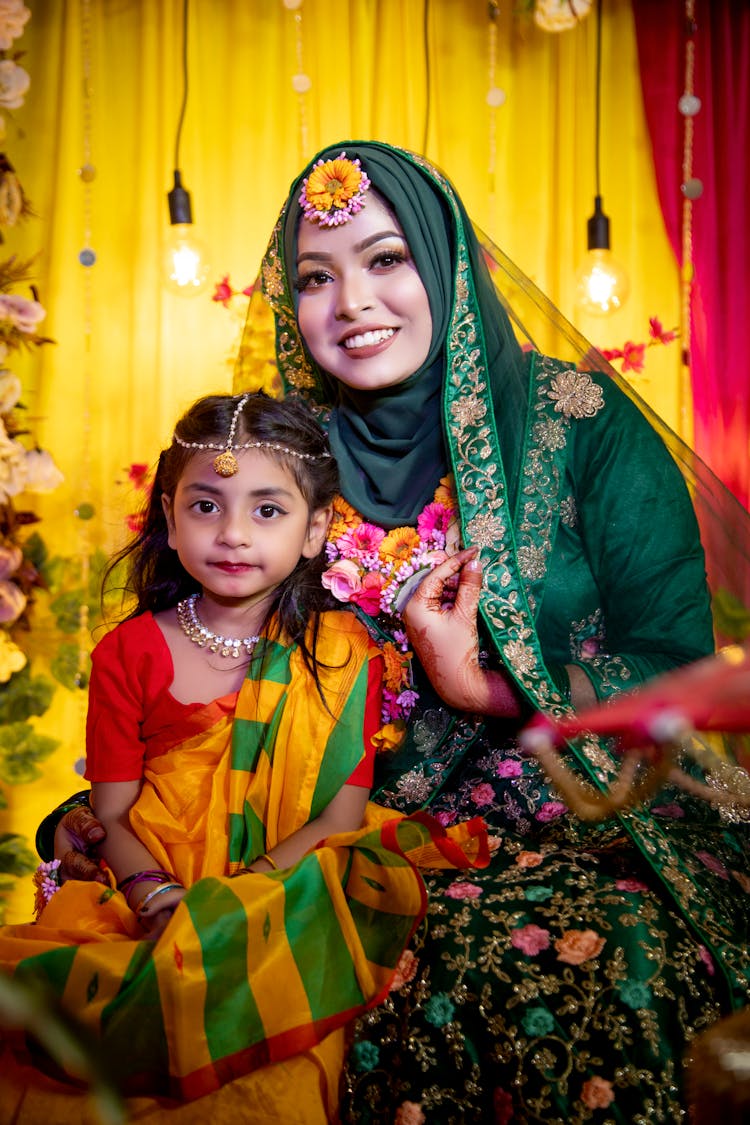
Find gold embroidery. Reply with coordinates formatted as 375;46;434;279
547;369;605;419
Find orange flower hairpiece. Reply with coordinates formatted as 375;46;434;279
299;152;371;227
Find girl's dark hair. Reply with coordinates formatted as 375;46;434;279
103;392;340;671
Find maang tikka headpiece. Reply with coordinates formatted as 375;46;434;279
173;395;332;477
299;151;371;227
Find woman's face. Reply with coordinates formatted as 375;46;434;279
295;193;433;393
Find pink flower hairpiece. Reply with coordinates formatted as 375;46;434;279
299;152;371;227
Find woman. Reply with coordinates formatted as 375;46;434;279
246;141;750;1123
42;141;750;1122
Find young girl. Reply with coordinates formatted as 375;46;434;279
86;390;379;939
0;391;486;1107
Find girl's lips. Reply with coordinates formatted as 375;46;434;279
211;562;253;573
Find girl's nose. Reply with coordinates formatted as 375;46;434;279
335;269;374;320
218;512;250;547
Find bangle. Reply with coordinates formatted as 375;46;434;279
259;853;278;871
136;882;184;917
118;869;177;908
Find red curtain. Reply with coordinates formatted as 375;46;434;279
633;0;750;512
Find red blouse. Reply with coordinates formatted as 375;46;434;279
85;612;380;788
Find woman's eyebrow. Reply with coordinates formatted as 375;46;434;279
297;230;406;265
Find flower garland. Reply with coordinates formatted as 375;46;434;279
323;476;459;729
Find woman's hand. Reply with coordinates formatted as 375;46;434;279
402;547;522;718
53;805;109;884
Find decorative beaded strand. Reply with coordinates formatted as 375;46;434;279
176;593;260;658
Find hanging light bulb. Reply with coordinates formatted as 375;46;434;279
164;170;210;296
162;0;210;297
575;195;629;315
574;0;628;316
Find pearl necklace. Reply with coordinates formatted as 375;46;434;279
176;594;260;659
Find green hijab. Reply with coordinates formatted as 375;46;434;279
272;141;529;529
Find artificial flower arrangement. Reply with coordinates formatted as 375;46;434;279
322;478;459;731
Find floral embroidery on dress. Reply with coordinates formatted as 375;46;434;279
547;367;605;419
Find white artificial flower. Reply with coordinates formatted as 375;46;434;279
534;0;592;32
0;369;21;413
23;447;64;493
0;292;45;332
0;431;26;500
0;0;30;51
0;59;30;109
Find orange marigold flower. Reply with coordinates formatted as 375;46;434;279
434;474;457;511
300;154;371;226
380;526;421;565
373;722;406;753
382;641;411;691
329;495;361;541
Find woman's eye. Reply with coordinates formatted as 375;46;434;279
370;249;406;270
296;270;330;292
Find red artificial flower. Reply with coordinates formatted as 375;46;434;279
127;462;150;489
212;274;235;307
620;341;646;374
649;316;677;345
601;347;624;362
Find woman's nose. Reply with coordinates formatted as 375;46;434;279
335;270;374;319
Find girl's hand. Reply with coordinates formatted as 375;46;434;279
402;548;522;718
53;805;109;884
138;887;186;941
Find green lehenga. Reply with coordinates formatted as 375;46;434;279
340;678;750;1123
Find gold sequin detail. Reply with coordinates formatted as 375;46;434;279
547;369;604;419
213;451;239;476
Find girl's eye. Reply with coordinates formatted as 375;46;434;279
295;270;331;292
194;499;218;514
256;503;282;519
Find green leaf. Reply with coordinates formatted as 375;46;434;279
0;666;55;723
0;722;60;784
50;641;90;691
0;832;37;877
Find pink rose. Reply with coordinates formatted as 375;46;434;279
321;558;361;602
471;782;496;807
580;1076;615;1110
496;759;523;779
536;800;567;822
445;880;482;900
0;578;26;624
0;291;45;331
510;923;550;956
615;878;649;893
555;929;605;966
348;571;384;614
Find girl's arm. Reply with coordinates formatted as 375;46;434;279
249;783;370;873
91;779;185;937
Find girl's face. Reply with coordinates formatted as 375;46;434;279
162;448;330;610
295;193;433;393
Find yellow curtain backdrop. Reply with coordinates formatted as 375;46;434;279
1;0;681;923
